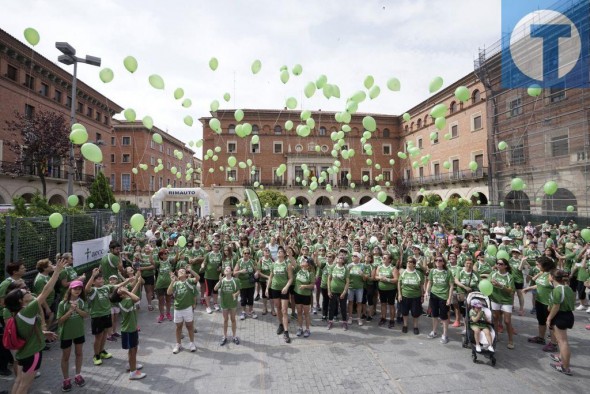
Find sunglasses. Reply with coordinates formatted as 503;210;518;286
435;259;444;262
496;262;505;266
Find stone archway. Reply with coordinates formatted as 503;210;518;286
223;196;240;216
383;195;394;205
543;188;577;215
404;195;412;204
48;194;66;206
315;196;331;216
337;196;353;205
21;193;34;203
359;196;372;205
504;191;530;213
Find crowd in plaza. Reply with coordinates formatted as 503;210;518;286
0;214;588;393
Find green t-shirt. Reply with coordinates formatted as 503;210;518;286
57;298;87;340
258;257;273;283
15;299;44;360
455;269;479;294
400;270;422;298
0;277;15;318
295;269;314;296
219;277;240;310
377;264;396;291
118;298;138;333
550;285;575;312
173;279;198;310
508;258;524;284
155;258;174;289
235;259;255;289
33;273;54;307
523;248;541;266
270;261;289;291
203;251;223;280
59;266;79;293
221;258;235;272
140;254;155;277
469;308;489;329
100;253;121;280
329;265;348;294
88;284;115;318
535;272;553;306
347;263;365;290
489;271;515;305
320;262;334;289
428;269;453;300
477;259;493;276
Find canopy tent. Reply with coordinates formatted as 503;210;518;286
151;188;209;216
349;198;401;217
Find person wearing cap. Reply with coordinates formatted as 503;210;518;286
57;280;89;391
469;299;494;353
509;248;527;316
489;258;515;349
547;269;576;375
498;237;512;252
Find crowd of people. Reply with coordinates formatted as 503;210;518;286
0;215;588;392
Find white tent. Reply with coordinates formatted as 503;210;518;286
349;198;401;216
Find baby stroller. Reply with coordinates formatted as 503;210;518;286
464;292;497;366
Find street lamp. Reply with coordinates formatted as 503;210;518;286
56;42;101;197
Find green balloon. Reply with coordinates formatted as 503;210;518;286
184;116;193;126
430;103;447;118
280;70;289;84
397;152;407;159
209;57;219;71
496;250;510;261
478;279;493;296
454;86;470;102
304;82;316;98
89;203;94;208
251;59;262;74
581;228;590;242
70;128;88;145
369;85;380;100
23;28;40;46
235;109;244;122
209;118;221;133
377;191;387;203
111;203;121;213
567;205;575;212
278;204;288;218
182;99;192;108
152;133;163;144
387;77;401;91
316;74;327;89
130;214;145;232
123;56;138;73
429;76;444;93
286;97;297;110
67;195;79;207
351;90;366;103
487;246;498;257
81;143;102;163
511;177;524;191
124;108;136;122
362;116;376;132
174;88;184;100
48;212;63;228
544;181;558;195
99;68;114;83
364;75;374;89
469;161;478;171
527;84;542;97
149;74;165;89
223;92;231;102
177;236;187;248
292;64;303;76
227;156;237;168
498;141;508;151
435;117;446;130
443;161;451;169
402;113;411;122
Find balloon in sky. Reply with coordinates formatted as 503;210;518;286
152;133;163;144
183;116;193;126
24;28;40;46
143;116;153;130
278;204;288;218
304;82;316;98
387;77;401;91
210;99;219;112
280;70;289;84
123;56;138;73
223;92;231;102
81;143;102;163
235;109;244;122
364;75;374;89
124;108;136;121
99;68;114;83
429;76;444;93
292;64;303;76
251;59;262;74
70;128;88;145
430;103;447;118
148;74;165;89
174;88;184;100
209;57;219;71
286;97;297;109
362;116;376;132
182;99;192;108
369;85;380;100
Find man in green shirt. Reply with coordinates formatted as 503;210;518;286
168;268;198;354
100;241;124;281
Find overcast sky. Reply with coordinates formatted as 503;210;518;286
1;0;501;157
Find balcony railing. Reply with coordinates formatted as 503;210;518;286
402;167;488;188
0;161;94;184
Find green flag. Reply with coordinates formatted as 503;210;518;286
244;188;262;219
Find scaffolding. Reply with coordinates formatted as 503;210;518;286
475;0;590;222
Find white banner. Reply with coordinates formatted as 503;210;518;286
72;235;112;267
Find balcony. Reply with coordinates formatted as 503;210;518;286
402;167;488;188
0;161;95;184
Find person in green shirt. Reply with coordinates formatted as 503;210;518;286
547;269;576;376
57;253;85;300
33;258;56;330
318;252;336;321
138;246;156;311
508;249;527;316
425;256;454;344
202;243;223;314
294;258;315;338
256;247;275;316
266;246;294;343
347;252;367;327
327;252;350;331
168;268;198;354
152;248;180;323
397;257;424;335
374;253;399;329
454;258;479;323
524;256;556;347
100;241;124;281
4;258;66;394
57;280;89;391
215;266;241;345
234;248;257;320
489;258;516;349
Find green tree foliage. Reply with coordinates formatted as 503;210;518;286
257;190;288;208
87;171;115;208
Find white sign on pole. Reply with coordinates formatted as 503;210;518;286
72;235;112;267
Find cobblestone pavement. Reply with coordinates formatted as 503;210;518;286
2;296;589;394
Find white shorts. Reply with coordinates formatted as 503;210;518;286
491;302;513;313
111;306;120;314
173;306;194;323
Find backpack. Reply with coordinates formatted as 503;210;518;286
2;316;26;350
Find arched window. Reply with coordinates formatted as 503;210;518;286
252;124;259;134
319;126;327;136
417;119;422;128
472;89;481;104
424;116;428;126
274;125;282;134
404;125;409;133
228;124;236;134
410;122;414;130
383;128;390;138
450;101;457;114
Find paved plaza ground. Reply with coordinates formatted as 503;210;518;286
2;296;589;394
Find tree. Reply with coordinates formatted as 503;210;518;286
87;171;115;208
257;189;288;208
5;111;70;197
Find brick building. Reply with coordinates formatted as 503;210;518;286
111;120;197;211
400;73;490;204
0;28;123;205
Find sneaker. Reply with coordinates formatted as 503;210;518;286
112;332;121;338
250;312;258;319
106;334;117;342
35;371;41;378
402;326;408;333
296;327;303;337
321;315;327;321
126;364;143;371
413;328;420;335
428;331;438;339
157;314;165;323
586;324;590;330
550;353;562;363
62;378;72;392
343;322;348;331
440;335;449;344
347;317;353;325
189;342;197;352
378;318;386;326
327;321;333;330
527;336;546;344
93;355;103;366
291;312;297;320
312;307;317;315
254;294;260;301
359;319;364;326
233;336;240;345
303;329;310;338
74;375;86;387
388;321;394;329
452;320;461;328
219;336;228;346
461;329;467;335
507;343;515;350
172;343;182;354
366;316;373;322
129;370;146;380
240;312;246;320
284;332;291;343
475;344;482;353
214;304;220;312
575;304;586;311
488;345;495;353
206;307;213;314
166;312;173;321
100;350;112;359
586;306;590;313
551;363;572;376
543;343;558;352
277;324;285;335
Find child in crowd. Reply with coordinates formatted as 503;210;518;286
107;275;121;342
469;299;494;353
168;268;199;354
215;266;241;345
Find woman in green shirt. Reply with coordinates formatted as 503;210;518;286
151;248;178;323
215;266;241;346
524;256;556;347
374;253;399;329
256;247;275;316
4;258;66;394
547;270;575;376
234;248;257;320
138;245;156;311
266;246;294;343
425;256;454;344
328;253;350;330
490;258;516;349
294;258;315;337
319;252;336;321
397;257;423;335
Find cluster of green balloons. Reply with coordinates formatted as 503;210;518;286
70;123;88;145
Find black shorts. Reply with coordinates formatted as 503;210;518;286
269;288;289;300
535;301;550;326
288;285;295;295
17;351;42;374
121;330;139;350
551;311;574;330
514;282;524;290
294;293;312;306
60;336;85;349
155;287;168;297
379;289;397;305
400;296;422;318
142;275;155;286
259;281;268;299
205;279;218;296
577;280;587;300
91;315;112;335
429;293;449;320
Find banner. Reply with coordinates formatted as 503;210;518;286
244;188;262;219
72;235;112;267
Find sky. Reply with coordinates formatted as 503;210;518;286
1;0;502;158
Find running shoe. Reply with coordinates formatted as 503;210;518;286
359;319;364;326
172;344;182;354
100;350;112;359
549;354;562;363
296;327;303;337
284;332;291;343
277;324;285;335
543;343;558;352
206;307;212;314
219;337;228;346
93;356;102;366
575;304;586;311
378;318;386;326
214;304;220;312
74;375;86;387
388;321;394;329
240;312;246;320
233;337;240;345
527;336;545;344
312;307;317;315
413;328;420;335
166;312;173;321
250;312;258;319
440;335;449;344
475;345;482;353
366;316;373;322
112;332;121;338
129;371;146;380
106;335;117;342
303;329;310;338
62;378;72;392
254;294;260;301
189;342;197;352
157;314;165;323
452;321;461;328
126;364;143;372
427;331;438;339
551;363;572;376
343;322;348;331
327;321;333;330
347;317;353;325
402;326;408;334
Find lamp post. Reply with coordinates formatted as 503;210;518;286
55;42;101;197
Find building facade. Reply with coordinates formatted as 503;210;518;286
111;120;196;211
0;28;123;206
